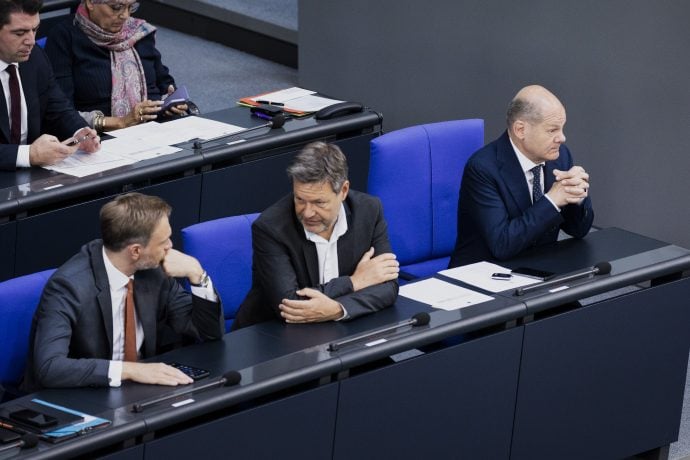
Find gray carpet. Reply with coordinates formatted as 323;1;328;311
194;0;298;30
152;24;297;115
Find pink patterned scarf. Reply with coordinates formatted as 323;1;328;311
74;3;156;117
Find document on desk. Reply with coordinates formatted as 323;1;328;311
108;117;244;145
44;148;137;177
399;278;493;311
240;87;344;113
438;261;540;293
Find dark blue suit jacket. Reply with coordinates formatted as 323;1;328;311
232;190;399;330
0;47;87;171
45;16;175;115
449;131;594;267
23;240;224;391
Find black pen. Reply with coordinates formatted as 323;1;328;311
256;100;284;106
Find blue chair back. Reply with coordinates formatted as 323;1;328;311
182;214;259;332
368;119;484;278
0;269;55;386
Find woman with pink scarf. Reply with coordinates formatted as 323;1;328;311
44;1;188;132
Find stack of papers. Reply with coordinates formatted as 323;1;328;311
239;87;343;116
45;117;244;178
438;261;540;293
399;278;493;311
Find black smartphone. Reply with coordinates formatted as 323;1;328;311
511;267;554;281
491;272;512;280
167;362;210;381
9;409;58;429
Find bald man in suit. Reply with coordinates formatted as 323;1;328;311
449;85;593;267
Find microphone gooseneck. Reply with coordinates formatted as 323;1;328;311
193;113;287;150
328;312;431;352
514;261;611;296
131;370;242;413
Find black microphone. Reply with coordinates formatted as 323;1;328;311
0;434;39;454
328;312;431;352
514;261;612;296
131;370;242;413
193;113;287;150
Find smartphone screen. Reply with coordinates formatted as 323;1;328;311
10;409;58;428
491;272;512;280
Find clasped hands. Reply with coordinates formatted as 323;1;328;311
279;247;399;324
546;165;590;207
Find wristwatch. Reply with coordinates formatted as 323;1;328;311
191;270;210;288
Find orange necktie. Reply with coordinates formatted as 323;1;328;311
124;279;137;361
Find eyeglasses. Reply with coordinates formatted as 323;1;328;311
105;2;140;15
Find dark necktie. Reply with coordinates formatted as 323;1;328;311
531;165;544;203
124;279;138;362
6;64;21;144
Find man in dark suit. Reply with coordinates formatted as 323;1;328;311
449;85;593;267
24;193;224;391
232;142;399;329
0;0;99;171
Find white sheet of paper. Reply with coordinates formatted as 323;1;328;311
250;87;315;103
438;261;540;293
281;95;344;112
399;278;494;311
99;137;181;161
107;117;244;145
44;150;137;177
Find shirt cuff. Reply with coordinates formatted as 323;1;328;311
335;303;349;321
108;360;123;387
544;194;561;212
190;277;218;302
16;145;31;168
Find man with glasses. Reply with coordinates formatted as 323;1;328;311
0;0;100;171
44;0;188;133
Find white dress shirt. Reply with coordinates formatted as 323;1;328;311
304;203;349;319
509;137;559;211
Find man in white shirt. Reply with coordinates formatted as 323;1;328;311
0;0;99;171
24;193;223;390
449;85;594;267
233;141;400;329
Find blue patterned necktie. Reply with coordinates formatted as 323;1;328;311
531;165;543;203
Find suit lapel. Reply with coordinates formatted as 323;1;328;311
18;60;40;143
336;201;355;275
497;132;532;212
134;272;158;358
91;243;114;356
0;67;10;142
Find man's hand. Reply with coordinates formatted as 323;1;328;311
29;134;75;166
66;127;100;153
162;249;205;283
279;288;344;323
122;362;193;386
546;166;589;207
350;247;399;291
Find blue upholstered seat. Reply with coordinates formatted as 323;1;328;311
0;269;55;388
182;213;259;332
368;119;484;279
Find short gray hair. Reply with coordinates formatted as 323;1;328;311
287;142;348;193
506;97;543;128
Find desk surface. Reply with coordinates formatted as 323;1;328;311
0;107;382;218
5;227;690;459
